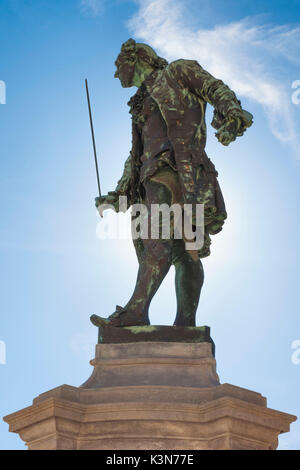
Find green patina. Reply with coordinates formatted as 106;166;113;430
125;326;158;334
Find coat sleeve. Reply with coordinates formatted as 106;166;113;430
168;59;252;135
114;154;132;196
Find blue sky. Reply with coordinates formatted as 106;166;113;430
0;0;300;450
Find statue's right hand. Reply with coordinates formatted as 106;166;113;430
95;192;119;217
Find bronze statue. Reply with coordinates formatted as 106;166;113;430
91;39;253;328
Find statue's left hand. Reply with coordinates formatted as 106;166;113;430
215;116;241;146
215;109;253;146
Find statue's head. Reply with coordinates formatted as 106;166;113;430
114;38;168;88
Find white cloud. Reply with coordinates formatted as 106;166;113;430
80;0;105;16
128;0;300;158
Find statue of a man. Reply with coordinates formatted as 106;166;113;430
91;39;253;328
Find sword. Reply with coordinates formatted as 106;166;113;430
85;79;101;198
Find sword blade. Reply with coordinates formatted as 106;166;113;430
85;79;101;198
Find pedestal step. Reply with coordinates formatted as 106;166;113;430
3;340;297;450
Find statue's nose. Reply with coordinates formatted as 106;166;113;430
114;70;119;78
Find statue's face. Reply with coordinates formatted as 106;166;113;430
114;52;136;88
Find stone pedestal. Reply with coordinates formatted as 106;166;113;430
3;326;297;450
